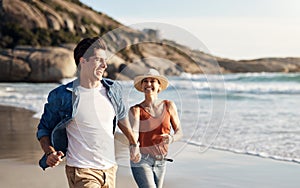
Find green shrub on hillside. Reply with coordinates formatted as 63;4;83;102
0;0;117;49
0;23;82;48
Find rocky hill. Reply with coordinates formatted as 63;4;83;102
1;0;300;82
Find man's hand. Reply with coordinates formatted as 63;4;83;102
130;143;141;163
46;151;64;167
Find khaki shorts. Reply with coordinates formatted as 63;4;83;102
65;165;118;188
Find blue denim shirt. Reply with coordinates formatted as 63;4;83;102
36;78;126;170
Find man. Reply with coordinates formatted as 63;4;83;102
36;37;140;188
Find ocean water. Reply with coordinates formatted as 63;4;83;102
0;72;299;164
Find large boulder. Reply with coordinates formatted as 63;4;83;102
0;46;76;82
0;52;31;81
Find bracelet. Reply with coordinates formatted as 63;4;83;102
45;151;54;157
129;142;139;148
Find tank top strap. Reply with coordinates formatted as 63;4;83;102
163;100;171;113
134;103;141;108
134;104;145;116
134;100;170;115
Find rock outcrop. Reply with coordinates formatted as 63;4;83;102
216;57;300;73
0;46;76;82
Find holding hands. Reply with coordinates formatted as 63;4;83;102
129;142;141;163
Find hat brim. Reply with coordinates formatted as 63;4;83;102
134;75;169;92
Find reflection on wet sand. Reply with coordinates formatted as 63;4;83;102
0;105;42;164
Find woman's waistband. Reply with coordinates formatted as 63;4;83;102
141;153;173;162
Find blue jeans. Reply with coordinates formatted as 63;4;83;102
130;154;166;188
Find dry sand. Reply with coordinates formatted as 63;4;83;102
0;105;299;188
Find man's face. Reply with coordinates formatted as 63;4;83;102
83;48;107;81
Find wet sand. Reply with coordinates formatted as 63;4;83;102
0;105;41;163
1;105;300;188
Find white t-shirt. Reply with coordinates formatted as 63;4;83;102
66;84;116;169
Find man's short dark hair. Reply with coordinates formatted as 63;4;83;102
73;37;107;66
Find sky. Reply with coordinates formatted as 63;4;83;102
80;0;300;60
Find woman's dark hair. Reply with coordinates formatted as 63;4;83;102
73;37;107;66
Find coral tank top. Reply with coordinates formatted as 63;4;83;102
137;100;171;157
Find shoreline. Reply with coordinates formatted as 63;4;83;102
1;105;300;187
188;142;300;166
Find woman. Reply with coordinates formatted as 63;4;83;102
129;68;183;188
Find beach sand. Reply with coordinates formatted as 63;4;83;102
0;105;299;188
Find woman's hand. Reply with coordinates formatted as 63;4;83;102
161;134;174;144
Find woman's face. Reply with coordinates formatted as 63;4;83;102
141;77;161;93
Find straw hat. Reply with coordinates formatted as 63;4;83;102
134;69;169;92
